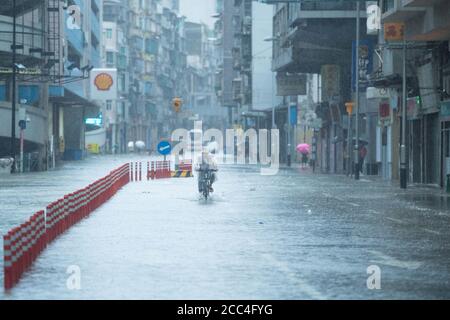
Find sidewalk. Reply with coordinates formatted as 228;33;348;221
278;163;450;217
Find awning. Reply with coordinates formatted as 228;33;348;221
49;87;100;118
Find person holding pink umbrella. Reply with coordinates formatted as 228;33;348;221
296;143;310;169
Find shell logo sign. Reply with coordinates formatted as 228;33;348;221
94;73;114;91
90;68;118;100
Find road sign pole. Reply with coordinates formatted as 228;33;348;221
20;128;24;173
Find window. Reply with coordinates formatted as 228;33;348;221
106;51;114;65
19;85;40;105
382;0;395;13
106;28;113;39
120;73;126;92
106;100;112;111
0;82;6;101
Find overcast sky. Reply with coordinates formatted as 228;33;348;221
180;0;216;27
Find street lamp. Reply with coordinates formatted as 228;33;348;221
354;1;361;180
265;34;293;166
263;35;280;130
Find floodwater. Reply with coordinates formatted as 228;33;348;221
1;155;450;299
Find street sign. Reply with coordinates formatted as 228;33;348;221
85;118;102;126
157;141;172;156
289;104;298;126
90;68;118;100
276;73;307;96
18;120;26;130
352;39;374;91
384;23;405;42
321;65;341;102
379;100;391;126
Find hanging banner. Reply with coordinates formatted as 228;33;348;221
352;39;374;92
90;68;117;100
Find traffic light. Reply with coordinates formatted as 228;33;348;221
345;102;354;115
172;98;182;113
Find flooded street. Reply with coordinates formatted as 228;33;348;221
2;156;450;299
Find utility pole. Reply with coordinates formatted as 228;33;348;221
286;97;292;167
10;0;17;173
400;39;407;189
354;1;361;180
272;74;276;129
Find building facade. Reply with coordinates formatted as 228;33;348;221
269;1;371;171
101;0;186;153
184;21;226;130
0;0;49;170
0;0;103;170
214;0;252;127
378;0;450;188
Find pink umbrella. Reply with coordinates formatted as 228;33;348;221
296;143;310;155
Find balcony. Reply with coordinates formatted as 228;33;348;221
290;1;365;23
402;0;444;7
272;46;293;72
382;0;426;22
66;28;84;56
401;0;450;41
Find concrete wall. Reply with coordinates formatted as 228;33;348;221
0;102;47;146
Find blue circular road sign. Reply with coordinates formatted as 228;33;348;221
157;141;172;156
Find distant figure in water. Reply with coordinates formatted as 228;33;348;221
301;152;309;169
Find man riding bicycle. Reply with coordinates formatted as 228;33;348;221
195;148;218;193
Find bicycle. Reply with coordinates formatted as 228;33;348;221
197;165;217;200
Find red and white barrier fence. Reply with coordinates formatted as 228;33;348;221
129;161;172;181
3;163;130;291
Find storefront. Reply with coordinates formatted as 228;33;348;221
441;100;450;190
407;96;422;184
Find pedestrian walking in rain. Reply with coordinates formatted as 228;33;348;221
359;145;367;175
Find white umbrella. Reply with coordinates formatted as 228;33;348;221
135;141;146;150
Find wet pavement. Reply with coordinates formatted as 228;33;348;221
1;155;450;299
